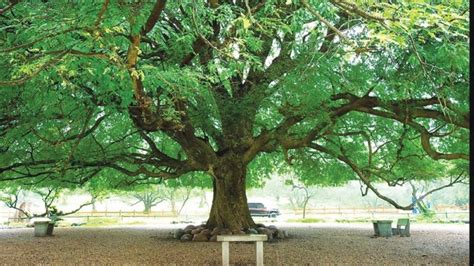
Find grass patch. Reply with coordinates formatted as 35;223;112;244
83;217;120;227
335;218;371;223
124;220;145;225
287;218;323;223
412;217;469;224
413;216;440;223
3;222;25;228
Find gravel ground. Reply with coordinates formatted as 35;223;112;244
0;223;469;265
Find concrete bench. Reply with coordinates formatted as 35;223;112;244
217;234;268;266
372;220;393;237
392;218;410;237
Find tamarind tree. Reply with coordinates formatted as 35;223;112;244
0;0;469;232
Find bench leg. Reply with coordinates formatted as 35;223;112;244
373;222;379;236
222;241;229;266
256;241;264;266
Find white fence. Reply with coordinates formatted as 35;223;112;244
0;205;469;224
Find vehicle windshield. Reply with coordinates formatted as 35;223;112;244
248;203;265;208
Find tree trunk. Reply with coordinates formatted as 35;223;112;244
302;199;308;219
170;197;176;216
143;202;152;213
206;157;255;232
302;188;310;219
198;192;208;208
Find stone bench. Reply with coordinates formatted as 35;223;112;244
217;234;268;266
392;218;410;237
33;220;51;237
372;220;393;237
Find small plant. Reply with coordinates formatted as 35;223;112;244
421;209;436;219
414;212;440;223
287;218;323;223
47;206;64;224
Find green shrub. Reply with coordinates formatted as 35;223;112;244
84;217;119;227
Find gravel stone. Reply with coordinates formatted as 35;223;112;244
0;223;468;264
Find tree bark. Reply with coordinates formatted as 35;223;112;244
206;156;255;232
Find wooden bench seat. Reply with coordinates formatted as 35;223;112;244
217;234;268;266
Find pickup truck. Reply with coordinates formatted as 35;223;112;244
248;202;281;218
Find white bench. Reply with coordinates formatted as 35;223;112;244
217;234;268;266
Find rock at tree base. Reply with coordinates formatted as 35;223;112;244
256;228;274;241
175;224;285;242
210;227;222;236
184;225;196;231
173;229;185;240
180;234;193;241
220;228;232;235
276;230;286;239
192;232;209;241
247;228;258;234
191;228;202;235
200;229;211;236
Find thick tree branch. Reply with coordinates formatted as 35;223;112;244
301;0;350;43
61;197;97;216
142;0;167;35
330;0;386;23
0;0;21;15
94;0;110;27
31;113;107;145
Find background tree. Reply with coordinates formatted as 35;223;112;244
122;176;201;215
0;186;97;220
452;185;469;208
0;187;31;219
198;190;209;208
285;178;316;219
129;186;164;214
0;0;469;232
159;180;196;217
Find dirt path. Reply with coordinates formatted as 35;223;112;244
0;223;469;265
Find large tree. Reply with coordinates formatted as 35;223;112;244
0;0;469;232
